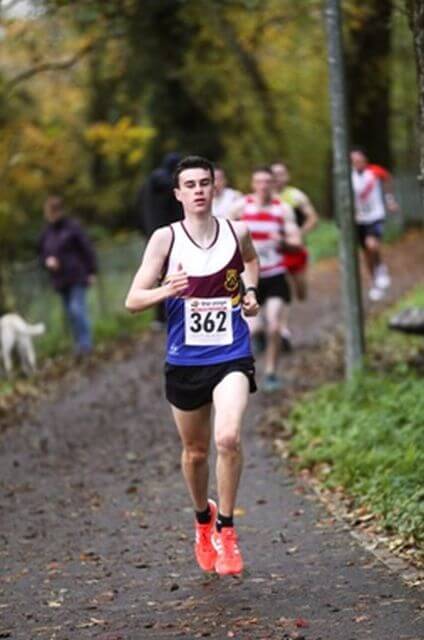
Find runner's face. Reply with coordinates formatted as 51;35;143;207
252;171;273;201
175;168;214;215
271;164;289;190
214;169;226;195
351;151;367;171
44;197;64;223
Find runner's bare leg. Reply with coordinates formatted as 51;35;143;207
213;372;249;517
264;297;284;375
292;270;307;301
364;236;382;279
280;301;291;334
172;404;212;512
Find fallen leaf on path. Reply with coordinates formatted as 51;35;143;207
125;485;138;494
295;618;310;628
286;546;298;555
353;615;369;623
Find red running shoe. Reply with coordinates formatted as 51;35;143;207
194;499;217;571
212;526;244;576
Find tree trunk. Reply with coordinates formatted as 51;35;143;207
346;1;393;167
406;0;424;187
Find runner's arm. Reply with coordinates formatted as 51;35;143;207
382;176;399;213
232;221;260;316
233;221;259;287
228;198;245;220
282;221;302;252
299;197;319;234
369;165;399;213
125;228;189;313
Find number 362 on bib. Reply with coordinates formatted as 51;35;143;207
184;297;233;346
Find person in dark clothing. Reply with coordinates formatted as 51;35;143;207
38;195;97;354
136;153;184;327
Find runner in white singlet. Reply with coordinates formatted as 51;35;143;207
351;147;399;301
126;156;259;576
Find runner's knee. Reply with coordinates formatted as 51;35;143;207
183;446;208;467
365;236;379;251
294;275;307;300
215;431;240;455
266;322;281;336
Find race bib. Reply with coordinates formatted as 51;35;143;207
258;245;278;268
185;297;233;346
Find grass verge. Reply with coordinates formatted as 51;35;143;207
286;284;424;555
307;215;405;263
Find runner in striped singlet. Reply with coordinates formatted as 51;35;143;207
272;162;319;350
231;167;301;392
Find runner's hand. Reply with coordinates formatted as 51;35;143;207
164;263;189;297
385;194;399;214
242;291;259;317
45;256;60;271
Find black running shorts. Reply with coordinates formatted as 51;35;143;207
356;220;385;249
165;356;257;411
257;273;292;305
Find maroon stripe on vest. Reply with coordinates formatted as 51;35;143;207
185;247;244;298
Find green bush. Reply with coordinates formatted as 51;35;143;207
307;219;339;263
290;372;424;543
288;284;424;546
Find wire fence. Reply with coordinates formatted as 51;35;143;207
394;172;424;225
4;234;145;354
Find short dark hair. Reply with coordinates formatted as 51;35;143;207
351;146;368;158
252;165;273;176
45;194;65;211
173;155;215;187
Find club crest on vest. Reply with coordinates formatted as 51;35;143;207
224;269;238;292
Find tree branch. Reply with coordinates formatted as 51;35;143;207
6;40;95;90
211;8;281;140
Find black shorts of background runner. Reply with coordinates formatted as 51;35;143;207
356;220;385;249
257;273;291;305
165;357;256;411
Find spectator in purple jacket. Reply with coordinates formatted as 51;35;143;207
38;195;97;355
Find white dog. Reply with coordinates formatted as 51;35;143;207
0;313;45;377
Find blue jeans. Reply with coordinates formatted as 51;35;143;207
60;285;92;354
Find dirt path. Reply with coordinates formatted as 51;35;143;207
1;231;423;640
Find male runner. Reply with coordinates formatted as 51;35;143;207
271;162;319;350
231;167;300;392
350;147;398;301
126;156;259;576
212;166;242;218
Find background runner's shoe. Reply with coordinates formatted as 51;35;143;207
261;373;283;393
369;286;385;302
212;527;244;575
374;265;391;290
194;499;217;571
251;330;266;355
280;329;293;353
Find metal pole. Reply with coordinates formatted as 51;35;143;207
325;0;365;377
